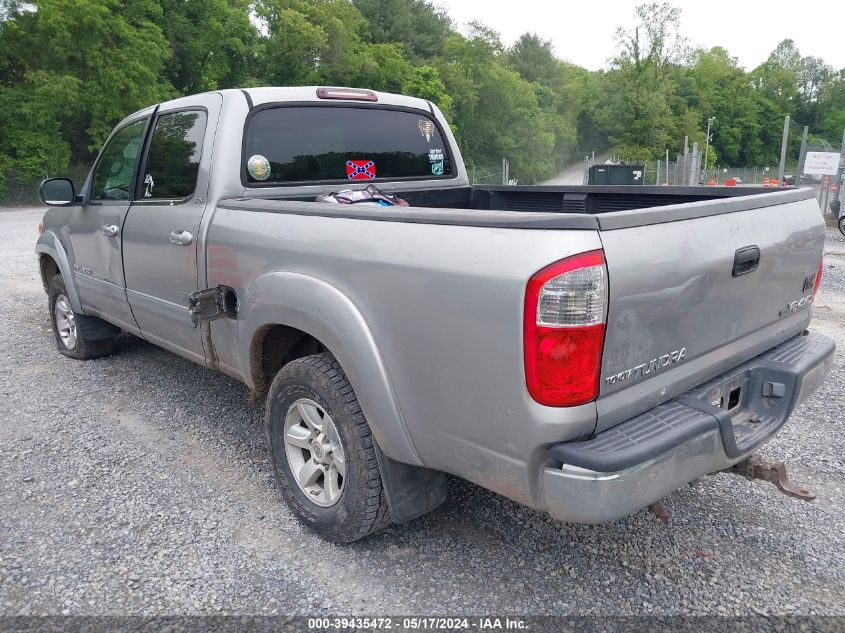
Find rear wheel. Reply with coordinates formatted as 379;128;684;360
48;275;115;359
266;353;390;542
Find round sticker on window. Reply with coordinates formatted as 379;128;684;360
247;154;271;181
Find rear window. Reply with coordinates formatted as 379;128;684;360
243;106;453;185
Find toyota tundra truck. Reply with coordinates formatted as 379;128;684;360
36;86;835;542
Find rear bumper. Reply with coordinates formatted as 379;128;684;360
542;330;835;523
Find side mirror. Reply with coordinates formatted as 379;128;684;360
39;178;78;206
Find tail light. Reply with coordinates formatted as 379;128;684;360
813;258;823;299
524;250;608;407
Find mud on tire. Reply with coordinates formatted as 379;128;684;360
48;274;116;360
265;353;391;543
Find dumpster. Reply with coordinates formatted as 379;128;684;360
588;164;646;185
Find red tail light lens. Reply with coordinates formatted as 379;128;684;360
524;250;608;407
813;258;823;299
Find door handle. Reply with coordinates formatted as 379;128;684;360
100;224;119;237
169;230;193;246
732;245;760;277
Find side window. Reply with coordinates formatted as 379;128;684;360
141;110;207;200
91;119;148;201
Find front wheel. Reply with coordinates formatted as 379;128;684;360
265;353;390;543
48;275;115;360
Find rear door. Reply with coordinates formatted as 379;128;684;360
596;195;825;431
122;94;221;364
69;116;150;331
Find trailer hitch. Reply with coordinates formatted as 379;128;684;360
725;454;816;501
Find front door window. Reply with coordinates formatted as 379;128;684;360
91;120;147;201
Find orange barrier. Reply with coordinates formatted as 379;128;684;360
708;179;717;186
725;178;736;186
763;177;770;187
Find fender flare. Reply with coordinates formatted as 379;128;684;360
237;271;423;466
35;231;84;314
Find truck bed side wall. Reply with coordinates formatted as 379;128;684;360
205;208;603;505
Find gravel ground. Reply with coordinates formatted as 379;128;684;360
1;206;843;617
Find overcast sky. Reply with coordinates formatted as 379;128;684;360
441;0;845;71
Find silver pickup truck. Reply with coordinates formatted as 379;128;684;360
36;86;835;542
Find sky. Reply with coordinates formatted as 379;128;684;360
441;0;845;72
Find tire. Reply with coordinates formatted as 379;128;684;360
839;215;845;238
48;274;116;360
266;353;390;543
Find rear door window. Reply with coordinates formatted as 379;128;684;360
243;106;453;184
140;110;207;200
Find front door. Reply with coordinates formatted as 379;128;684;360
122;94;220;364
68;116;150;331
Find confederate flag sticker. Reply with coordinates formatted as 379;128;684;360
346;160;376;180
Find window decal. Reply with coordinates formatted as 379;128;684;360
418;119;434;143
247;154;271;181
346;160;376;180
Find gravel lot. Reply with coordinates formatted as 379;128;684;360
1;206;843;617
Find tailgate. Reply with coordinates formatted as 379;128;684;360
595;192;825;432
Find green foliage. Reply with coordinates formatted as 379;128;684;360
352;0;451;61
2;0;845;199
0;78;75;197
402;65;453;116
159;0;254;93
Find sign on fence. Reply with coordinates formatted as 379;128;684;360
804;152;841;176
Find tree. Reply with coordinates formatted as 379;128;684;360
679;47;762;165
600;2;688;158
508;33;558;86
352;0;451;61
254;0;375;86
1;0;174;148
159;0;256;93
437;25;556;182
0;78;76;198
402;65;453;117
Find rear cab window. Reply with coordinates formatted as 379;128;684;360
243;106;453;185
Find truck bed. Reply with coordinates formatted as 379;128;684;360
207;180;827;513
226;185;817;231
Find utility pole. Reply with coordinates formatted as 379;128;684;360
690;142;699;185
840;128;845;204
796;126;809;184
704;116;715;181
777;116;790;186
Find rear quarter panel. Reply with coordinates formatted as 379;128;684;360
206;207;602;504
